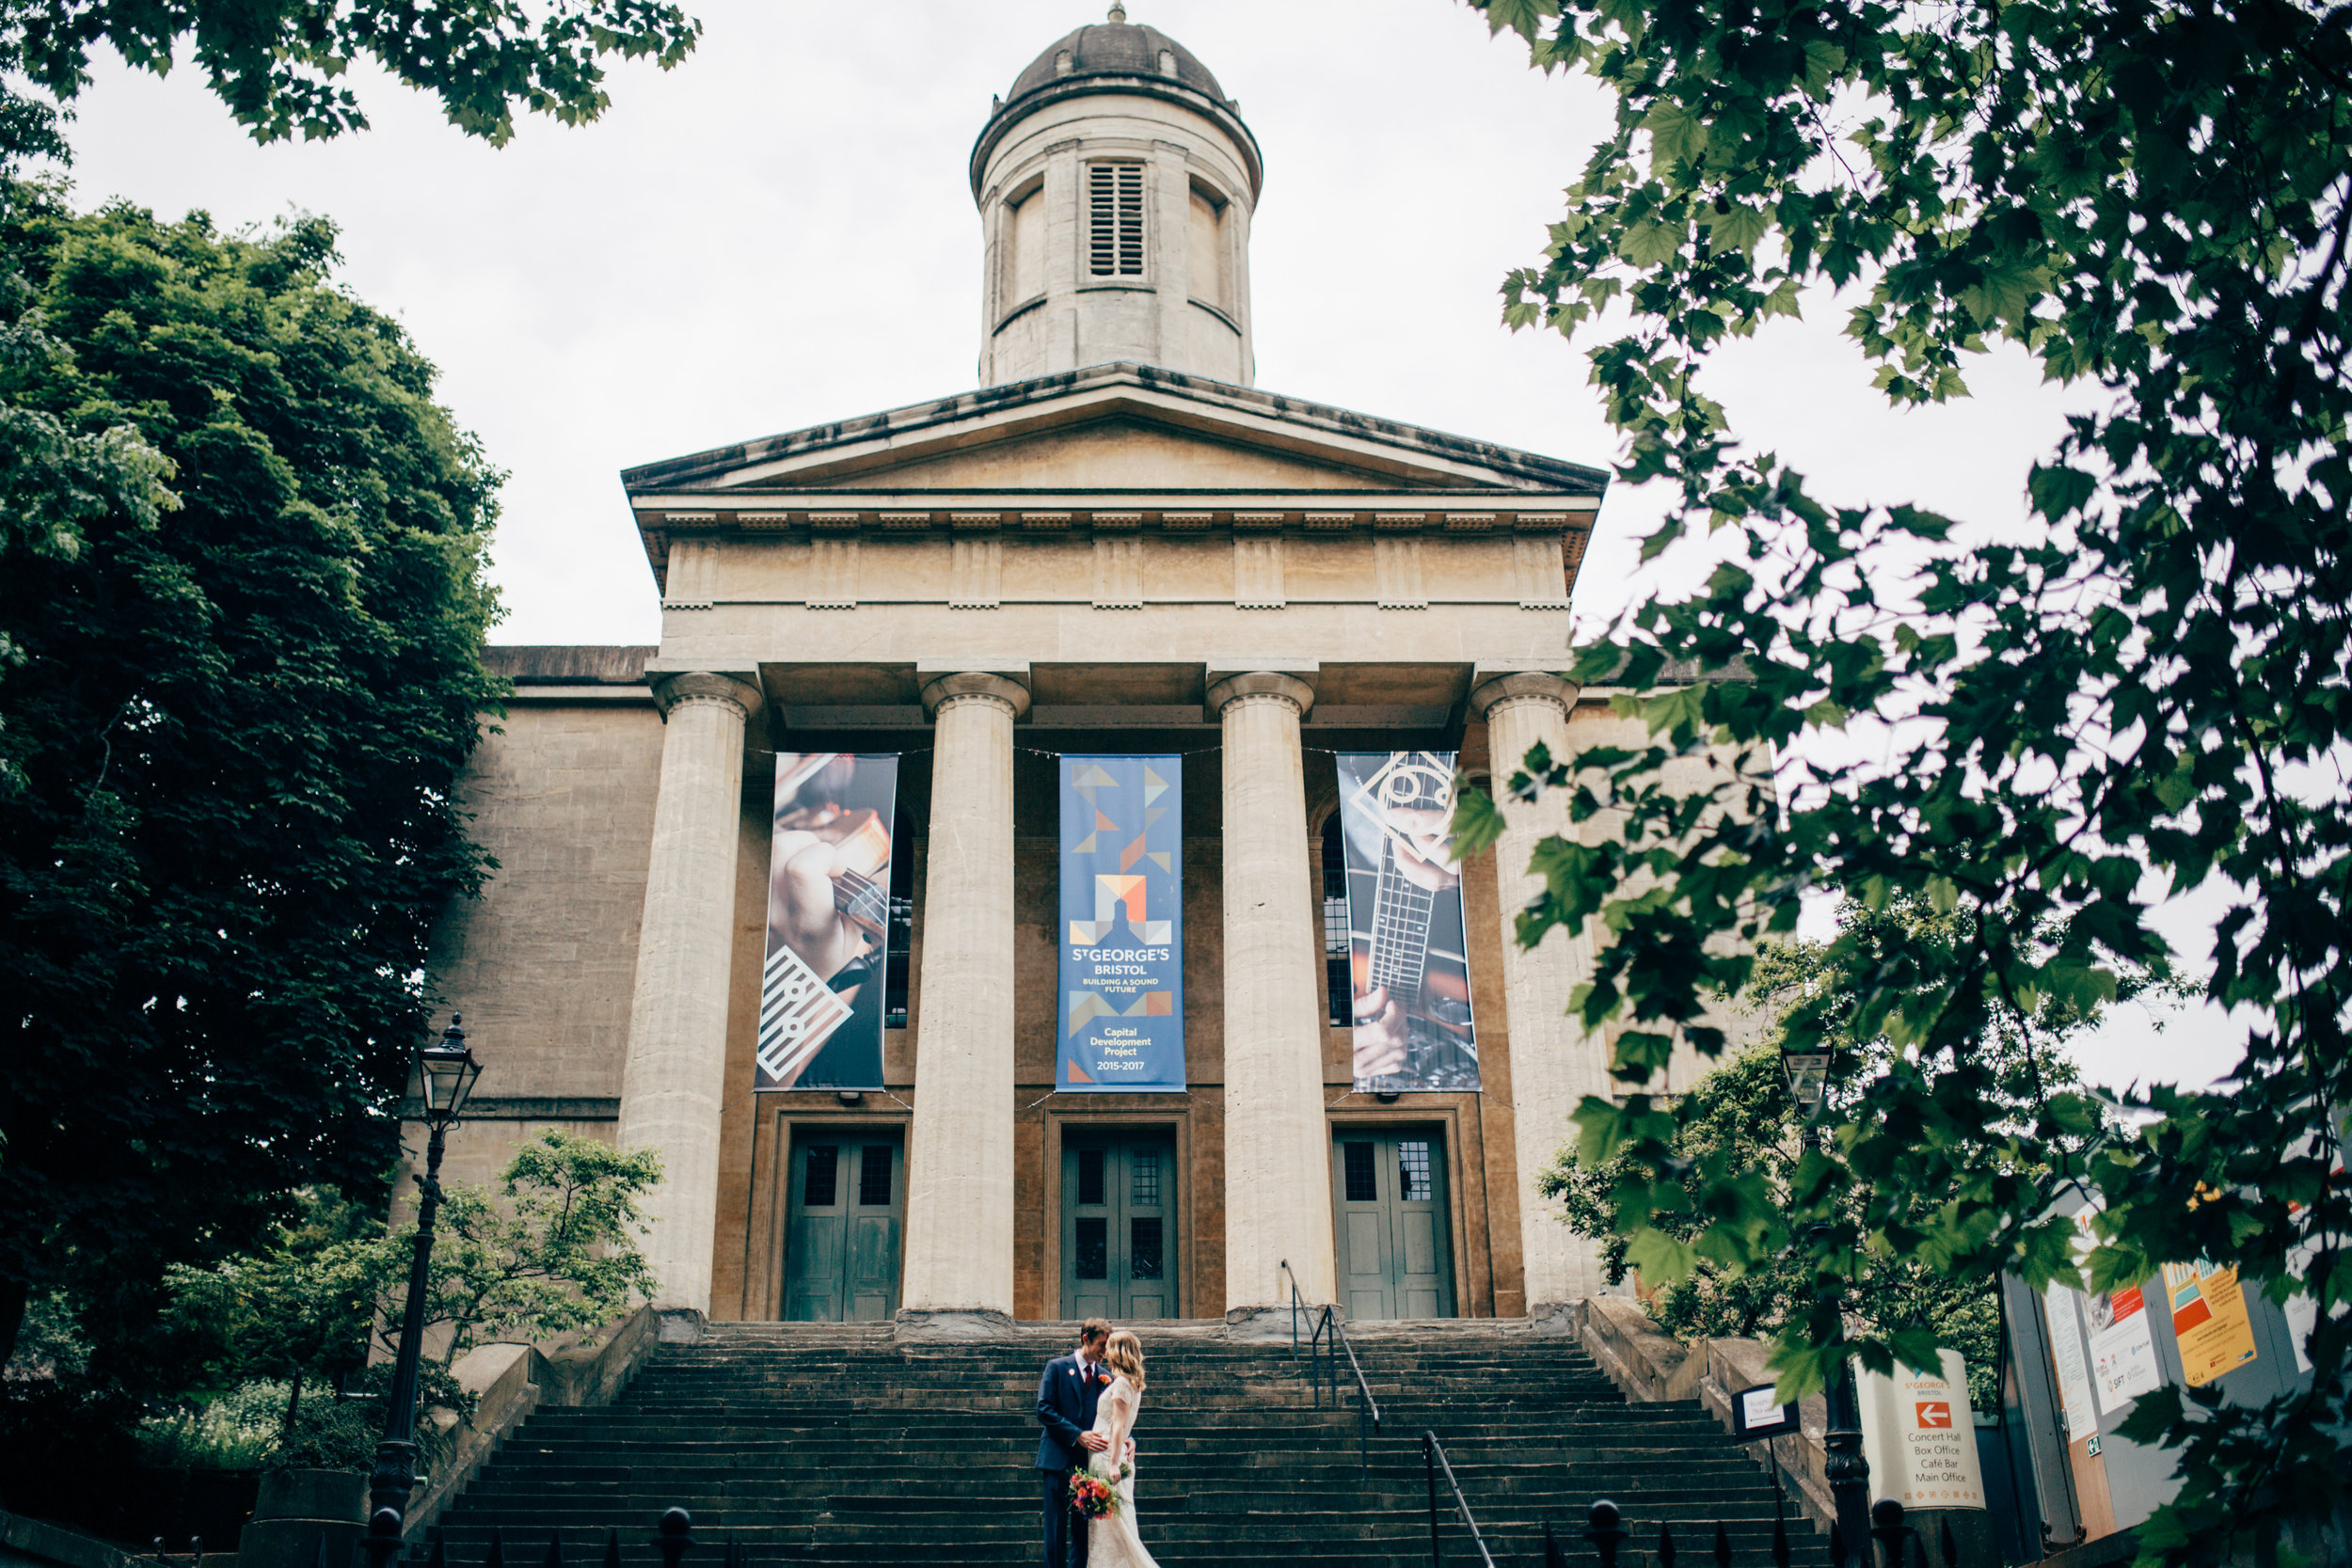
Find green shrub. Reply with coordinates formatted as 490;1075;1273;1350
265;1396;376;1474
138;1396;278;1471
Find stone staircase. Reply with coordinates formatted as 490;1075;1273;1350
420;1320;1792;1568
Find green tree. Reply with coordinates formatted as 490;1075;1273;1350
363;1129;661;1368
0;0;700;166
1542;895;2158;1412
161;1189;383;1438
150;1132;656;1477
0;186;502;1372
1453;0;2348;1560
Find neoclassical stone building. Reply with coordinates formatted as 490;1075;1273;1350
423;10;1726;1335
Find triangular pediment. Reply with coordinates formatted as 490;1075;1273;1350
620;361;1605;502
823;416;1396;491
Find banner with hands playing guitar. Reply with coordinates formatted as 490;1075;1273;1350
1334;752;1480;1094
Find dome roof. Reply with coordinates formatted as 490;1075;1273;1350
973;9;1262;202
1002;17;1231;112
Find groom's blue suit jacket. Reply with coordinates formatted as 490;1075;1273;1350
1036;1351;1110;1471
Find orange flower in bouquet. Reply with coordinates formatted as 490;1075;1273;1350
1067;1465;1129;1519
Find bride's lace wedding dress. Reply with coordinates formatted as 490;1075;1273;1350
1085;1375;1158;1568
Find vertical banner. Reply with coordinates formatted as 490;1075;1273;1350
1336;752;1479;1093
1057;755;1185;1092
755;752;899;1092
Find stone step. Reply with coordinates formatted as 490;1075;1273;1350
409;1326;1785;1568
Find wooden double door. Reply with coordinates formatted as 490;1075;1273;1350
783;1132;904;1323
1060;1133;1178;1321
1332;1130;1456;1320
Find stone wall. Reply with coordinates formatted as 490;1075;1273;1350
411;670;662;1193
426;662;664;1109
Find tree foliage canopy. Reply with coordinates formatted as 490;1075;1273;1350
1543;895;2156;1413
1455;0;2349;1558
0;185;503;1370
383;1129;661;1366
167;1130;660;1386
0;0;700;165
0;0;697;1387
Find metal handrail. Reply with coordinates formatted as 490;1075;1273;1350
1315;1308;1378;1419
1276;1259;1381;1481
1422;1433;1498;1568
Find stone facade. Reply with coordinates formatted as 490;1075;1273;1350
417;13;1754;1330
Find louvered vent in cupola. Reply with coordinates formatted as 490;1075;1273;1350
1088;162;1146;277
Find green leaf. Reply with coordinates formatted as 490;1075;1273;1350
1642;101;1710;168
1958;258;2052;330
1481;0;1561;41
2027;463;2098;521
2153;749;2198;813
1619;219;1688;267
1452;784;1508;859
1701;203;1771;253
1801;40;1849;96
1624;1224;1702;1283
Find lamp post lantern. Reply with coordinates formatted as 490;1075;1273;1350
369;1014;482;1524
1779;1041;1874;1565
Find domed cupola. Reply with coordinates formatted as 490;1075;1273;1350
970;5;1263;388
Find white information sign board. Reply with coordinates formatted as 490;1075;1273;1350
2043;1281;2100;1441
1857;1347;1987;1510
2087;1278;2164;1404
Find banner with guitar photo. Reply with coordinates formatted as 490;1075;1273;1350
1335;752;1480;1094
755;752;899;1092
1057;754;1185;1093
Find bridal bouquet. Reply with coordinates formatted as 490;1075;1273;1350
1067;1465;1131;1519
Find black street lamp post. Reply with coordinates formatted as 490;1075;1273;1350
1779;1044;1876;1566
369;1015;483;1524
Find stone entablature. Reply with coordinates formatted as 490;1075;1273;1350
644;506;1593;536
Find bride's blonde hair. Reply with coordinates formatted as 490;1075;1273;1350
1103;1329;1146;1394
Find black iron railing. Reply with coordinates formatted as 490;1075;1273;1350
1422;1432;1498;1568
1279;1259;1381;1481
1565;1496;1962;1568
336;1504;716;1568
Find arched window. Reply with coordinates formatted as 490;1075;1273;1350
1321;812;1352;1027
1003;180;1046;309
1188;182;1226;309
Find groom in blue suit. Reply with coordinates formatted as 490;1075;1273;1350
1036;1318;1114;1568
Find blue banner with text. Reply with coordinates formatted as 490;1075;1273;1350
1057;754;1185;1093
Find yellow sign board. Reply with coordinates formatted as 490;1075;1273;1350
2162;1261;2260;1386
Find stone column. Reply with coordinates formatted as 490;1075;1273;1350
898;670;1030;1331
616;671;763;1318
1210;670;1338;1318
1470;672;1610;1316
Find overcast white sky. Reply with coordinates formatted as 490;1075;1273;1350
55;0;2248;1092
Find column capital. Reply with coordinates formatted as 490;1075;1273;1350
650;671;764;721
1206;670;1316;719
919;669;1032;721
1468;671;1579;720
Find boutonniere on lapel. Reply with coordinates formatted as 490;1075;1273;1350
1094;1370;1110;1386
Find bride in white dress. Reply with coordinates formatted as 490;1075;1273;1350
1085;1330;1158;1568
